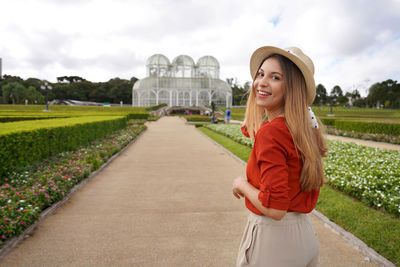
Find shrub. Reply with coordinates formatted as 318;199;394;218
0;117;127;179
145;103;168;111
334;120;400;136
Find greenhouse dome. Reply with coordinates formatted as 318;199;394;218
146;54;170;77
197;56;219;79
133;54;232;107
172;55;195;78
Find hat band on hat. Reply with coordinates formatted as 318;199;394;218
308;107;319;129
286;49;297;56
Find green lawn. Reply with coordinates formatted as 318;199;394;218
225;106;400;123
0;104;147;118
198;126;400;266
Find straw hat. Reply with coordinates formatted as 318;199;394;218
250;46;316;106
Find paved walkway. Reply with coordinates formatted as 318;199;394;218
0;117;382;266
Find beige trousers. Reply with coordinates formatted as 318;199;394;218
236;212;319;267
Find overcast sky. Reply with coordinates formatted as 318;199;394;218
1;0;400;96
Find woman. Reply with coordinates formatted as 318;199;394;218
232;46;328;267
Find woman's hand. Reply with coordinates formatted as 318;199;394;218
232;177;247;199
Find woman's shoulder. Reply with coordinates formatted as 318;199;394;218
258;117;289;137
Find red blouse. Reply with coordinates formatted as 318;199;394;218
242;117;319;215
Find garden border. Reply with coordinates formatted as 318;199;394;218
0;128;147;260
196;127;396;267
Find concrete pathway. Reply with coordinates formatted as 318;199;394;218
0;117;383;266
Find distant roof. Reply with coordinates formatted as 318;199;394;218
197;56;219;68
146;54;170;66
172;55;195;66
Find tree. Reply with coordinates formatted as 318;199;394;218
57;76;86;83
26;86;45;104
367;79;400;108
353;97;367;107
314;84;328;105
227;78;249;106
52;83;69;101
337;95;349;106
1;82;28;104
350;89;361;99
107;78;132;104
23;78;42;90
130;76;138;85
330;85;343;98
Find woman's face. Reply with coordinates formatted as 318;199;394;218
253;57;285;115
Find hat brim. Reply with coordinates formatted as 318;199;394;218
250;46;315;105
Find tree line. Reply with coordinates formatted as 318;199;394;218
1;74;399;108
227;78;400;109
0;75;137;105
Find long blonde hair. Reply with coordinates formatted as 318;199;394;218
244;54;328;192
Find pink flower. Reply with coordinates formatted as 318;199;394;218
1;235;5;239
15;192;19;195
17;217;20;220
21;222;25;225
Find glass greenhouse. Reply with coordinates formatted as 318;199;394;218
132;54;232;107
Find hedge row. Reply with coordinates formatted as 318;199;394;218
145;103;168;111
184;115;212;122
0;113;148;122
0;116;66;123
126;113;149;120
321;118;400;136
0;116;127;179
0;105;149;119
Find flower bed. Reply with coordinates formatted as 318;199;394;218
204;123;253;147
325;140;400;216
0;121;146;246
203;123;400;217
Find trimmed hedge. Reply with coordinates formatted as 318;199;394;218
145;103;168;111
0;116;127;179
0;116;66;123
184;115;212;122
320;118;335;126
321;118;400;136
126;113;149;120
0;113;148;123
184;115;225;123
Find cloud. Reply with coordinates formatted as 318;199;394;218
0;0;399;95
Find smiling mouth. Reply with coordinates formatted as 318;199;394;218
257;90;272;96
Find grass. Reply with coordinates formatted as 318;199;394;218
198;127;251;161
226;106;400;123
317;186;400;264
197;126;400;266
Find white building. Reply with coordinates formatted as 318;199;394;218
132;54;232;107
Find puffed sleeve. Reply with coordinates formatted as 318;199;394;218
255;125;290;210
241;125;250;138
